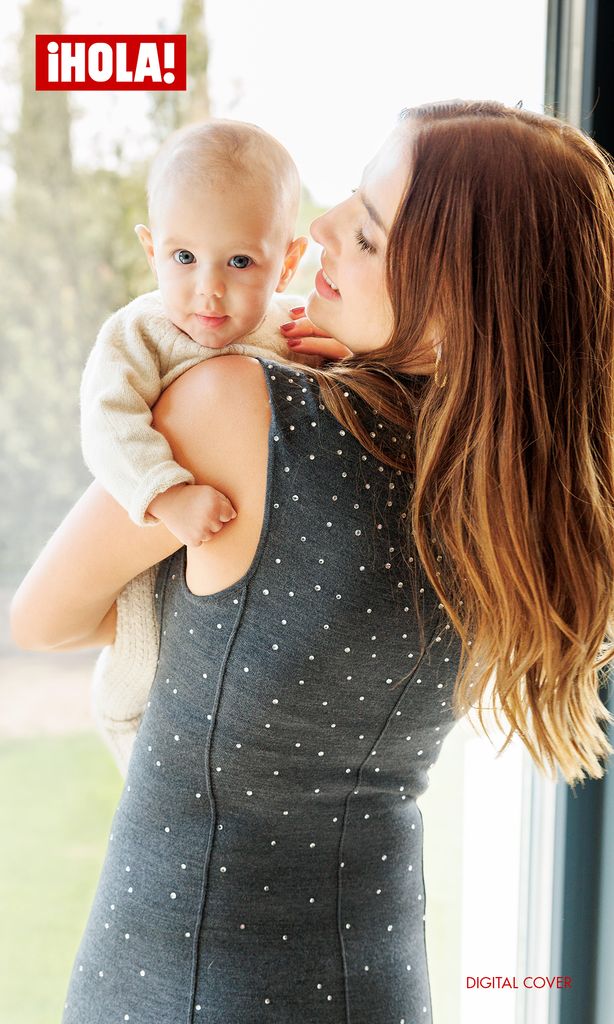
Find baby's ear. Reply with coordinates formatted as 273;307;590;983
276;235;309;291
134;224;157;278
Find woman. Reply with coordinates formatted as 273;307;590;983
10;99;614;1023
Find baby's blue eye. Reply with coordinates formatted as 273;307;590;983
229;254;253;269
173;249;195;264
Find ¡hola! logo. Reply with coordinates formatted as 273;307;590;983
35;35;187;91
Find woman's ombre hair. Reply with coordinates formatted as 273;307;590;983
308;99;614;788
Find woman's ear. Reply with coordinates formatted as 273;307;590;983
134;224;157;279
276;236;309;291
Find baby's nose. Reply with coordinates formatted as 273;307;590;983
195;267;226;298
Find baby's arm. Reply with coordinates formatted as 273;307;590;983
80;293;236;546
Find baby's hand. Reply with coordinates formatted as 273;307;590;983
279;306;354;366
147;482;237;547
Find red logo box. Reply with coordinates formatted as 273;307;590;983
35;34;187;91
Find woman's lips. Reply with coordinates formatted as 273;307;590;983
315;269;341;301
195;313;229;328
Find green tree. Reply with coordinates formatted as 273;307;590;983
1;0;324;582
151;0;211;141
0;0;81;578
0;0;152;580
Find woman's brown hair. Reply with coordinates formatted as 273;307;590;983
306;99;614;788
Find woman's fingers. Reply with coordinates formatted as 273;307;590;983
280;310;354;361
280;315;332;339
286;336;354;361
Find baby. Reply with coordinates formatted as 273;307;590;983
81;117;311;542
81;118;313;772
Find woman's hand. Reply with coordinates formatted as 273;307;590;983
280;306;354;366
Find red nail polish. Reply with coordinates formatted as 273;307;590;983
290;306;305;315
286;338;300;347
280;322;294;332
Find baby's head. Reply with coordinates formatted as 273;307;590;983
136;119;307;349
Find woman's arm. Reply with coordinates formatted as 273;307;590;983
9;479;182;651
38;601;119;651
9;353;267;652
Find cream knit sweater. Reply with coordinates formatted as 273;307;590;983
82;288;306;775
80;288;305;525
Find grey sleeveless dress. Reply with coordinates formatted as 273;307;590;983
62;357;463;1024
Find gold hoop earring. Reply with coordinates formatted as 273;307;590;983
434;349;447;388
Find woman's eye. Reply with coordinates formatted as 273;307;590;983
229;254;253;269
355;228;376;255
173;249;196;265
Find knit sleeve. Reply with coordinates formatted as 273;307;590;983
90;564;160;777
79;291;196;526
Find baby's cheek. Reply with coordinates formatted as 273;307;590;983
239;285;270;315
243;273;271;295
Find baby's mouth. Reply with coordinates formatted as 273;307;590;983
195;312;229;326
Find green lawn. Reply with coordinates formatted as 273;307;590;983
0;733;123;1023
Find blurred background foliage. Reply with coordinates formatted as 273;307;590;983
1;0;324;583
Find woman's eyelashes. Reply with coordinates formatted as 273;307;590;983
171;250;255;269
349;190;376;255
355;229;376;254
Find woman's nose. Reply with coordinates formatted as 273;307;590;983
310;209;336;251
310;213;324;245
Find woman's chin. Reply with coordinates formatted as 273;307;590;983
304;290;329;330
304;287;317;308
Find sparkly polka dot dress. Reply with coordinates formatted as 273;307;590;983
62;357;463;1024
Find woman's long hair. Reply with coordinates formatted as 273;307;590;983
307;99;614;788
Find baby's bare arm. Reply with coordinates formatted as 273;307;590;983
147;482;237;547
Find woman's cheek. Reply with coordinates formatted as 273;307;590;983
355;265;379;315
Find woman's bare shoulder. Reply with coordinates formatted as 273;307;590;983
154;352;268;407
151;353;273;597
152;354;270;462
151;352;270;506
